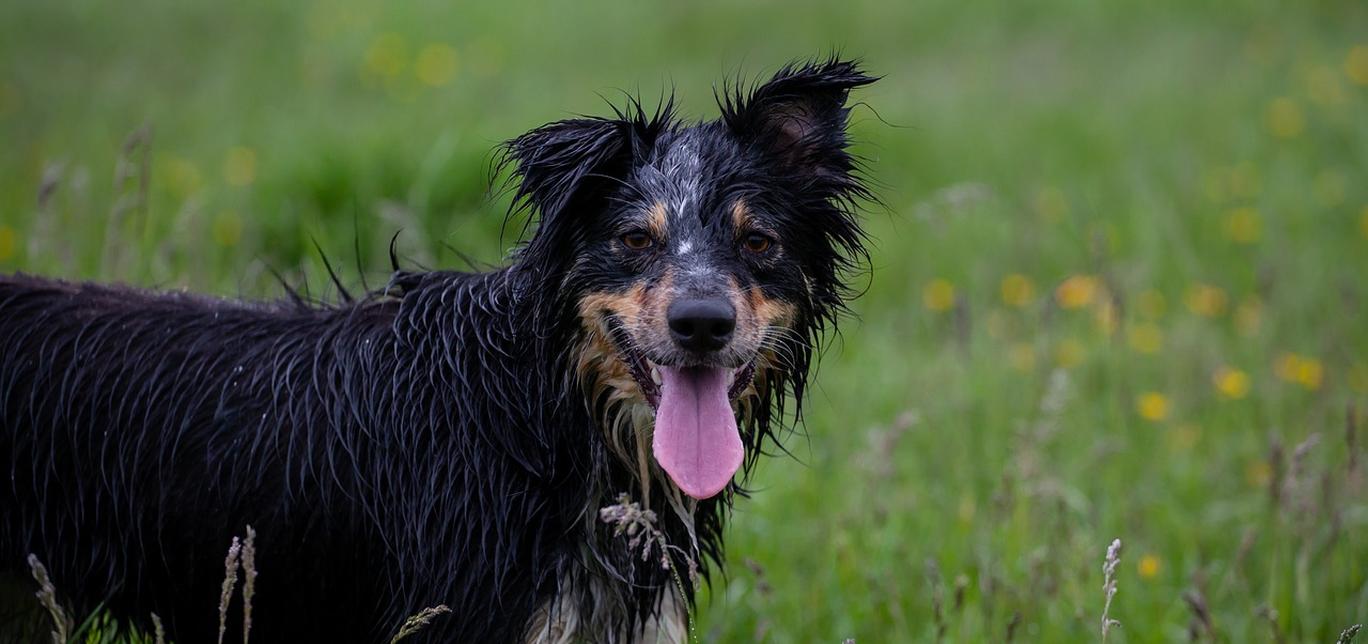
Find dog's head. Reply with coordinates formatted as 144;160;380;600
504;58;875;500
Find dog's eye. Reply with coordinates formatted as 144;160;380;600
742;232;774;254
620;231;654;251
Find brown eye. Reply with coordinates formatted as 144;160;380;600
621;231;653;250
742;232;774;254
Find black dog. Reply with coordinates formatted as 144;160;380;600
0;58;875;642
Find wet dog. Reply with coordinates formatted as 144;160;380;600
0;57;875;642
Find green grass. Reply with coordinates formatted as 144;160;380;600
3;0;1367;641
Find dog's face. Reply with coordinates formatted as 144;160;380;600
572;177;795;403
504;59;874;500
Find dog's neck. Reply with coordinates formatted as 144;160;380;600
428;267;748;640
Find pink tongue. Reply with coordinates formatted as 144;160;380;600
652;366;743;499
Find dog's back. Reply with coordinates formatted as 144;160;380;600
1;275;391;639
0;273;563;642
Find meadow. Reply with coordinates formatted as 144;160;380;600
2;0;1366;641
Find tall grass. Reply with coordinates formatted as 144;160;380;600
22;529;451;644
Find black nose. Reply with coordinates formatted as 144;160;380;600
667;298;736;352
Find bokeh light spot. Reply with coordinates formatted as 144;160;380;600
415;43;459;87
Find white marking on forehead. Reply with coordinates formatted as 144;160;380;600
684;264;716;278
676;240;693;254
662;139;702;221
664;139;701;177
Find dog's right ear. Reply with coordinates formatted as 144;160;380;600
719;58;876;184
503;117;630;223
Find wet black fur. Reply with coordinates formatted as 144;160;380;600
0;57;874;643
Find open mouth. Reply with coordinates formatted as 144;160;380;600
604;318;753;500
605;319;756;409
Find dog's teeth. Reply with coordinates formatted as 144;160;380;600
650;366;662;386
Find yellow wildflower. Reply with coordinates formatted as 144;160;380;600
1305;66;1346;106
1055;339;1085;368
957;494;976;525
212;211;244;247
1222;207;1261;244
1184;284;1228;317
1275;352;1323;390
1136;392;1170;422
1360;206;1368;240
1055;275;1098;310
223;147;257;187
1127;323;1163;354
1213;367;1250;399
1297;359;1323;390
1137;554;1161;580
1267;98;1304;138
415;43;459;87
922;279;956;312
158;157;204;197
363;33;408;80
1000;274;1034;308
1246;460;1273;488
1346;45;1368;86
1094;300;1118;336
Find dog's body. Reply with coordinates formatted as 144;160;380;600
0;59;874;642
0;270;688;642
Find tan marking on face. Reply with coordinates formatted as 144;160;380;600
749;286;797;329
646;201;668;241
573;270;675;405
732;278;796;342
640;269;673;335
577;285;646;330
730;281;795;404
731;198;751;233
576;271;777;511
575;284;648;404
573;275;678;505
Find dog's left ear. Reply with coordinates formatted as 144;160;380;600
503;117;631;223
720;58;877;180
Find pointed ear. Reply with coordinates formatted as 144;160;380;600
502;117;630;222
720;58;876;178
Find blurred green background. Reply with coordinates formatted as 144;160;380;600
2;1;1366;641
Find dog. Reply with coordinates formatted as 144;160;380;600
0;57;875;642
